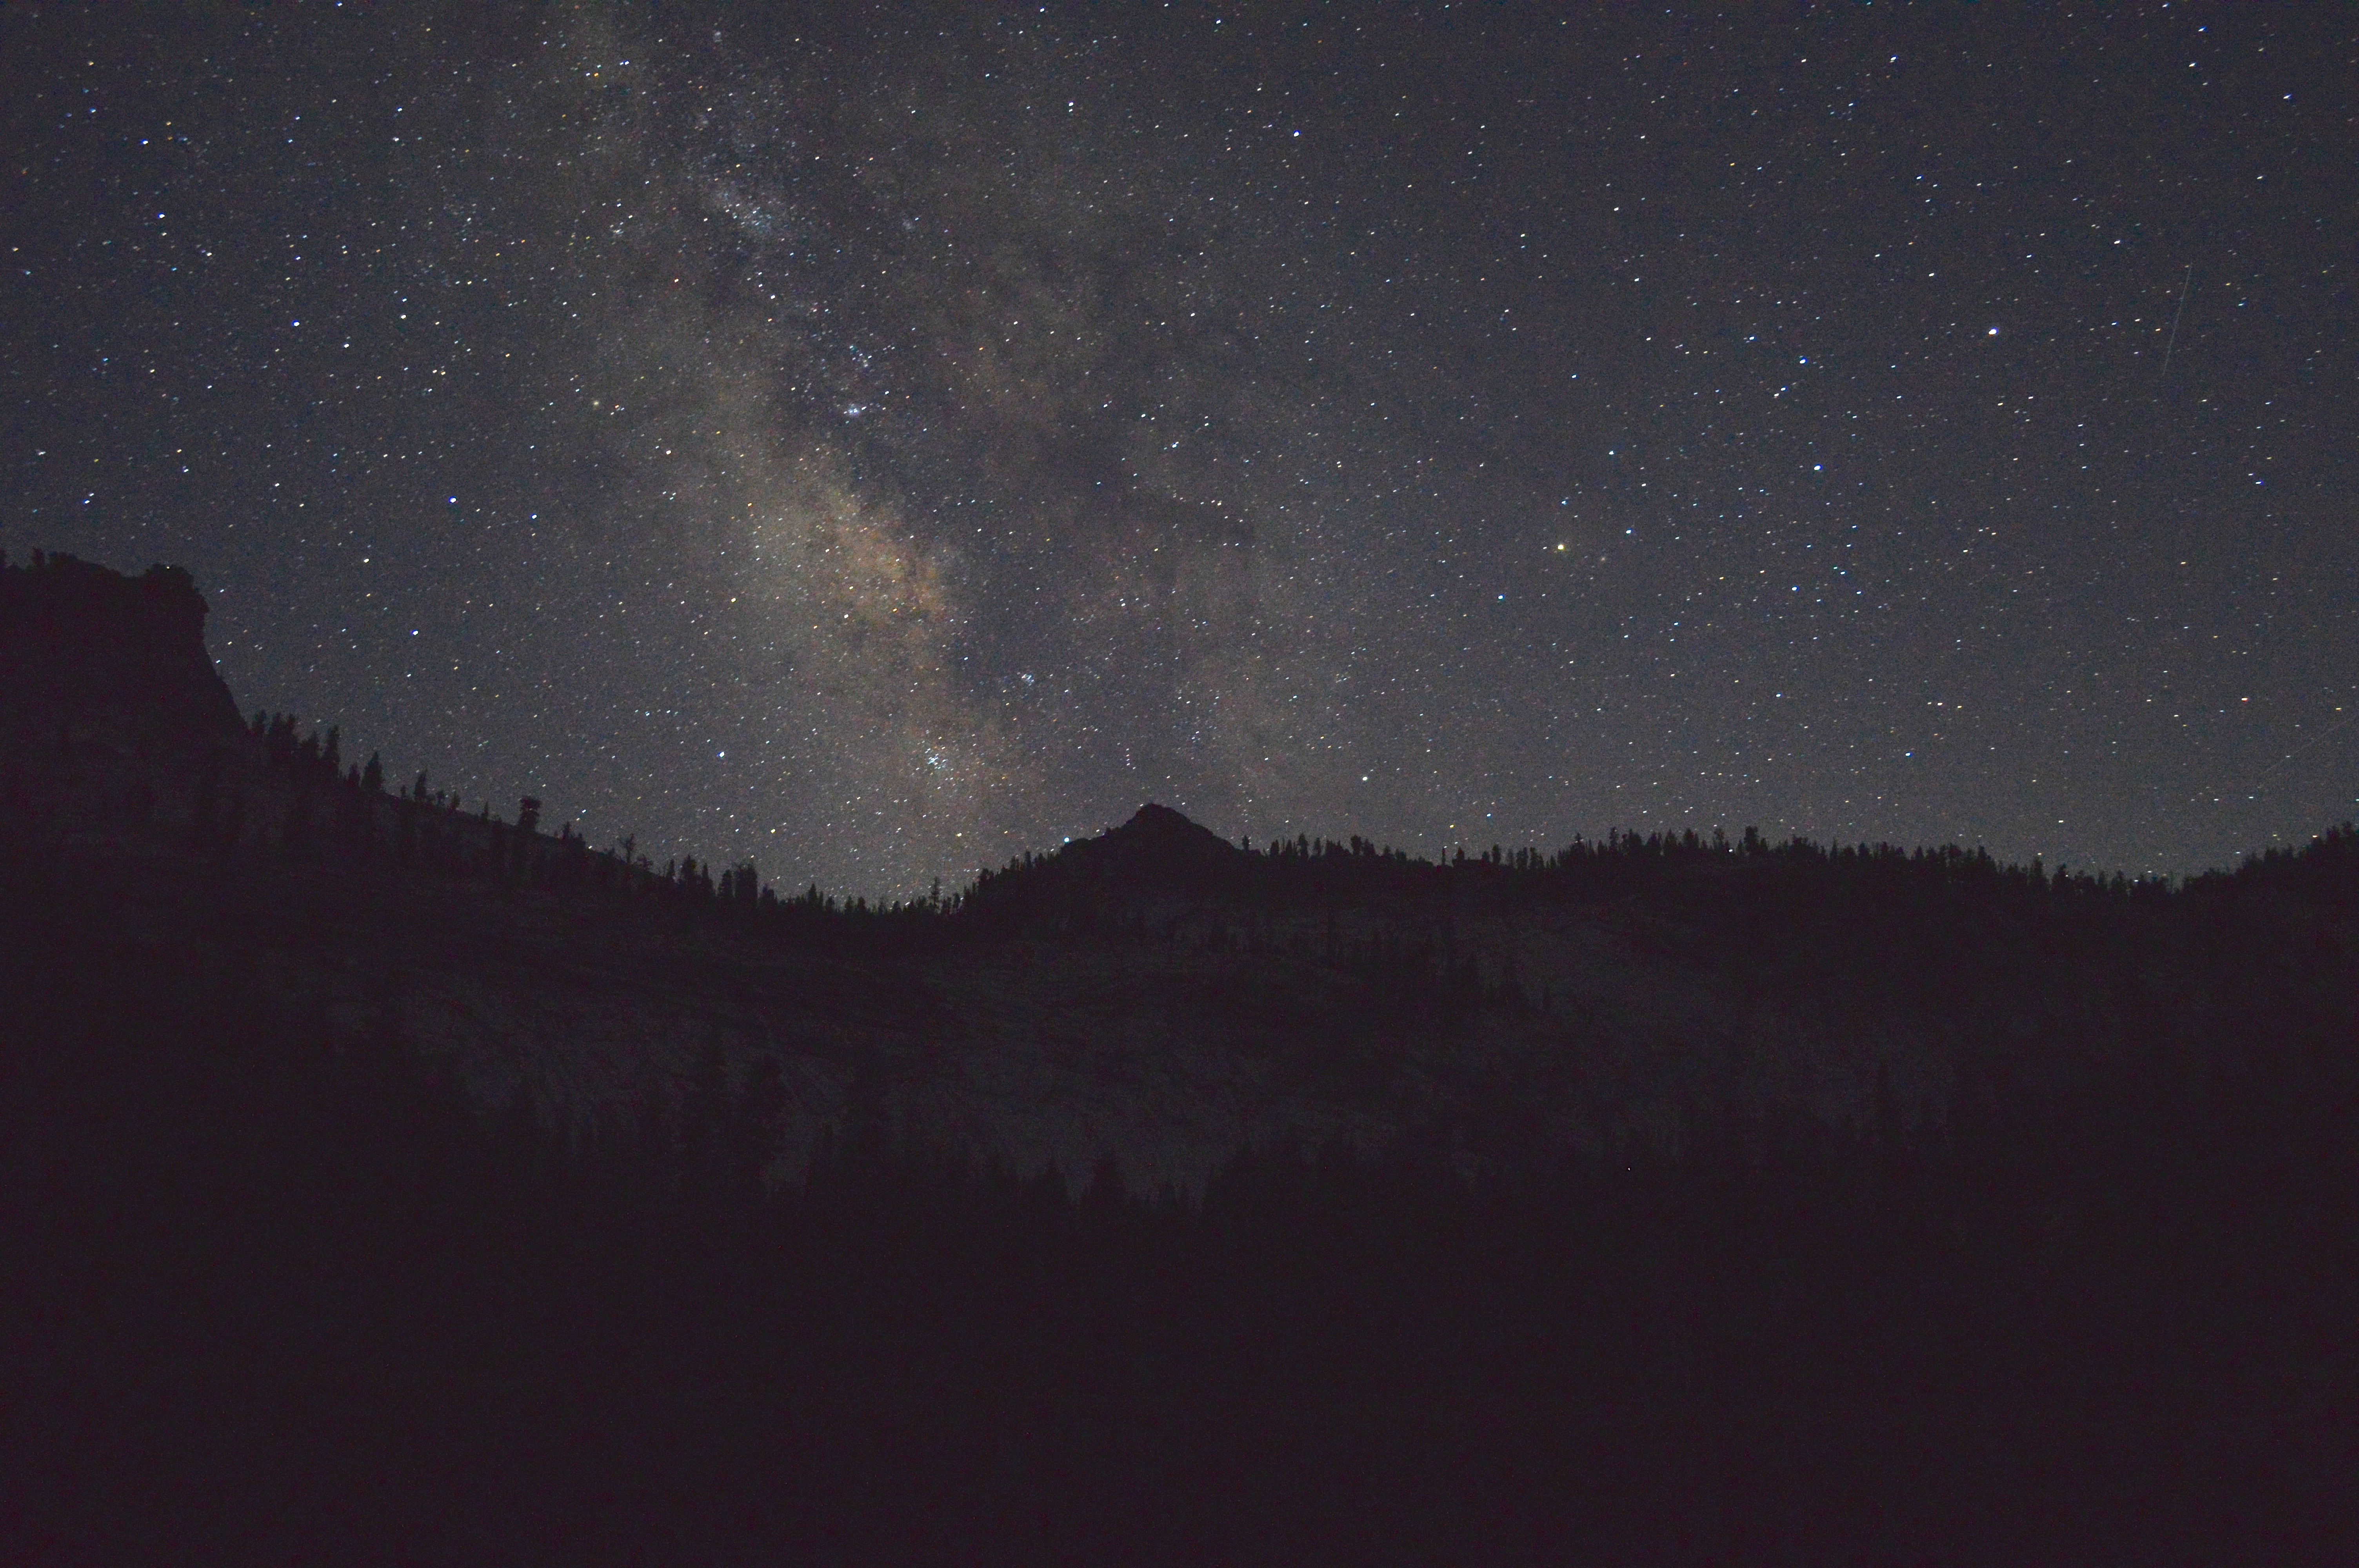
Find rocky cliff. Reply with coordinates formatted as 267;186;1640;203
0;550;244;749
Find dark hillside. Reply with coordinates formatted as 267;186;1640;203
5;830;2355;1562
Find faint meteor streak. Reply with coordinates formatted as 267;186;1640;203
2158;264;2193;390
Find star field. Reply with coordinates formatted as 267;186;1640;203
5;3;2353;892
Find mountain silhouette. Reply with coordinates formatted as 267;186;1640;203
6;553;2355;1560
5;553;2357;1195
1102;800;1242;866
961;802;1252;927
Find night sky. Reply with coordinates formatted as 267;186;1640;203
5;3;2352;894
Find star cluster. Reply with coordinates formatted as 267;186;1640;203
5;4;2352;891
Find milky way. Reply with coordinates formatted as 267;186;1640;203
5;5;2353;891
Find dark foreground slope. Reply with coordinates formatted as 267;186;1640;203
5;836;2357;1563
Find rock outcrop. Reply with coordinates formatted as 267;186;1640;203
0;550;245;749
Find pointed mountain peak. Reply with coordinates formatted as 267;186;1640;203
1112;802;1229;846
1037;802;1247;898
